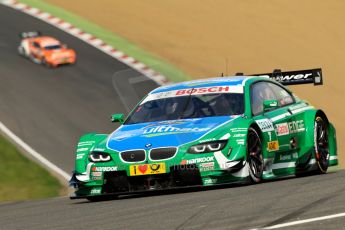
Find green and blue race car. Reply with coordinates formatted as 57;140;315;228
70;68;337;201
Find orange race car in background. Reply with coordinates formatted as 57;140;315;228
18;31;76;67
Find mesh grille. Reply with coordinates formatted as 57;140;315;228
150;148;177;160
120;150;146;162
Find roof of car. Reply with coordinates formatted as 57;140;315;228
150;76;253;94
34;36;61;47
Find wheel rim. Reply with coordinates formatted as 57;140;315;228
315;117;329;172
247;129;263;181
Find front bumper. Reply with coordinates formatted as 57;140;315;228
70;161;248;199
70;164;203;198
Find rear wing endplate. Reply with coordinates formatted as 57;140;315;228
237;68;323;86
19;31;41;39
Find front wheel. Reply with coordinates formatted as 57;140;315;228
314;116;330;173
247;128;264;183
42;58;52;68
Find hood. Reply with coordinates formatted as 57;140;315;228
107;116;236;152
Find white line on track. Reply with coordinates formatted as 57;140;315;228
0;122;70;181
251;212;345;229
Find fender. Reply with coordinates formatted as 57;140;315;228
74;133;108;174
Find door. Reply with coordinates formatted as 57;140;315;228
30;41;43;59
251;81;297;176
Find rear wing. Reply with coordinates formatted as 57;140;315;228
237;68;323;86
19;31;41;39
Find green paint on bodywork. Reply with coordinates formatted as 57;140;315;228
71;77;338;198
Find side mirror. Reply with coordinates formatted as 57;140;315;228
263;100;279;112
111;114;124;124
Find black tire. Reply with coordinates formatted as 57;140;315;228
247;127;264;183
42;58;51;68
314;116;329;174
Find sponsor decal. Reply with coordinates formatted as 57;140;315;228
267;141;279;152
141;86;242;104
199;162;215;172
113;133;135;141
288;103;308;111
91;166;118;172
272;73;313;82
77;141;95;147
288;120;305;133
129;163;166;176
279;152;298;161
92;172;102;177
279;154;291;161
77;147;89;152
204;178;218;185
256;119;274;132
233;133;246;138
90;188;101;194
275;120;305;136
143;125;210;136
230;128;247;133
236;139;245;145
176;86;231;96
76;153;85;160
93;148;105;152
143;120;187;129
199;138;216;143
276;123;290;136
183;156;214;164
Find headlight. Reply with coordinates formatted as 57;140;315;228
89;152;112;162
188;140;227;154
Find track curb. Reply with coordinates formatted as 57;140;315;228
1;0;170;86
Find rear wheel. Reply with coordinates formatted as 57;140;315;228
247;128;264;183
314;116;329;173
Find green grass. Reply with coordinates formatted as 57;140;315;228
0;135;62;201
18;0;191;83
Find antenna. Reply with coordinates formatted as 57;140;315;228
225;58;229;76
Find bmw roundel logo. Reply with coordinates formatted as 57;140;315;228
145;143;152;148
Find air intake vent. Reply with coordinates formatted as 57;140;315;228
120;150;146;162
150;148;177;160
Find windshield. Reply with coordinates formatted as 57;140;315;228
44;45;62;50
125;93;244;124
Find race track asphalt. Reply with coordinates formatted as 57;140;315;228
1;170;345;229
1;4;345;230
0;5;158;174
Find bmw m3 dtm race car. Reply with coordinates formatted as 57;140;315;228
69;68;337;201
